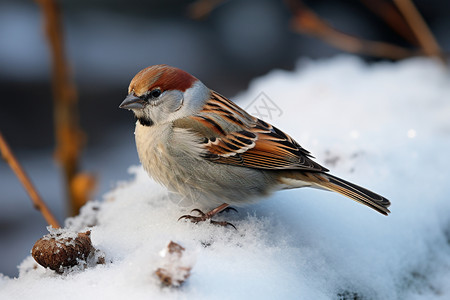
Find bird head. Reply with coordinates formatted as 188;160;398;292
120;65;209;126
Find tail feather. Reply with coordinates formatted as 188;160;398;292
280;171;391;215
319;173;391;215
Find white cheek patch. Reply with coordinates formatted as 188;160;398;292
137;81;209;125
167;81;209;122
174;97;184;112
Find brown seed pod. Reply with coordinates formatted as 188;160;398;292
155;241;192;287
32;231;94;273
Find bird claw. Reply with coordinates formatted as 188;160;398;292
210;220;237;230
178;212;207;223
178;207;236;229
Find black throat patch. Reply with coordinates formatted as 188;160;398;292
138;116;154;127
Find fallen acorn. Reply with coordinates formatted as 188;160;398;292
32;230;94;273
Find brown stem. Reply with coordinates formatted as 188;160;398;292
289;3;417;60
0;132;60;228
392;0;443;59
35;0;95;215
360;0;419;46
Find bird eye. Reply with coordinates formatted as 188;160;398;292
150;89;161;98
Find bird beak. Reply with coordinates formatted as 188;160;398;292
119;94;145;109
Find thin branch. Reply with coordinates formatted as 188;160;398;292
0;131;60;228
392;0;443;59
360;0;419;46
288;2;417;60
35;0;95;215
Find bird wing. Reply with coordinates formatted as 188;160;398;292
173;91;328;172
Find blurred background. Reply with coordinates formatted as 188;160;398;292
0;0;449;277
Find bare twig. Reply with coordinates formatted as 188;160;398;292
392;0;441;57
188;0;226;19
0;131;60;228
35;0;95;215
288;2;417;60
360;0;419;46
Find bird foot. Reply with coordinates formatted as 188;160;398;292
178;204;236;229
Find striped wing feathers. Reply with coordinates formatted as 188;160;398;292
179;91;328;172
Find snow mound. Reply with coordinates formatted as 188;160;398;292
2;56;450;299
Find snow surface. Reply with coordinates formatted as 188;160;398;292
1;56;450;299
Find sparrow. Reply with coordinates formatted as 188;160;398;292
120;65;390;225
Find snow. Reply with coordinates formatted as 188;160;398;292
2;56;450;299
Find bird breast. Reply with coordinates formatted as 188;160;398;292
134;121;277;207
